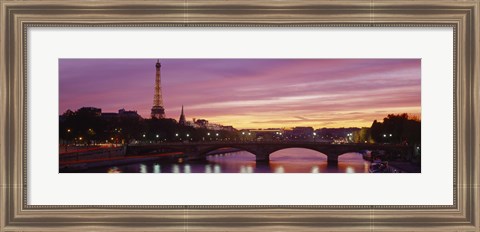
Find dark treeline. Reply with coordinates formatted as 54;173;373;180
352;113;421;145
59;109;238;145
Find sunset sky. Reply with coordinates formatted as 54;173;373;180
59;59;421;129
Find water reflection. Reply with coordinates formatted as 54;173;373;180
172;164;180;173
139;164;147;173
153;163;161;173
240;165;254;173
213;164;221;173
184;164;191;173
205;165;212;173
91;148;371;173
274;166;285;173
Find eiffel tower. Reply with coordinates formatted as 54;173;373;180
151;59;166;119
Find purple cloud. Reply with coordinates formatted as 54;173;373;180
59;59;421;129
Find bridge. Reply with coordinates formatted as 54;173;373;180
126;141;414;166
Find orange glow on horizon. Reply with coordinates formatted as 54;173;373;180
191;107;421;129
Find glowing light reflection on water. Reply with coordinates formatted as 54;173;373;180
139;164;147;173
153;164;160;173
95;148;370;173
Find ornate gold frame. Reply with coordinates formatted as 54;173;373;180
1;0;479;231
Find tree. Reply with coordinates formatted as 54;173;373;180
352;127;373;143
369;114;421;145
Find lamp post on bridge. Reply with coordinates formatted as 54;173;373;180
347;133;353;143
65;129;72;151
383;133;393;144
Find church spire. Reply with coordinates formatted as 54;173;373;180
179;105;186;125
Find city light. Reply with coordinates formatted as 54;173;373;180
186;134;190;137
67;129;71;132
156;134;159;138
175;133;179;137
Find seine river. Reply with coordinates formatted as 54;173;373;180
93;148;371;173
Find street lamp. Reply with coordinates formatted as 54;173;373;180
65;129;72;147
313;132;317;142
347;133;353;143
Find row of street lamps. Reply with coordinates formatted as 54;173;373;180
140;132;223;141
68;128;399;144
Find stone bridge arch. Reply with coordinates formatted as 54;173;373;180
266;147;328;159
262;145;368;166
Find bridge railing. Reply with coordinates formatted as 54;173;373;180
128;141;411;148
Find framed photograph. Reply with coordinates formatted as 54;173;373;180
1;0;478;231
58;58;421;175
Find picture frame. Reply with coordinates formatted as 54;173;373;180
0;0;478;231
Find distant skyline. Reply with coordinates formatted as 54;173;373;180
59;59;421;129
